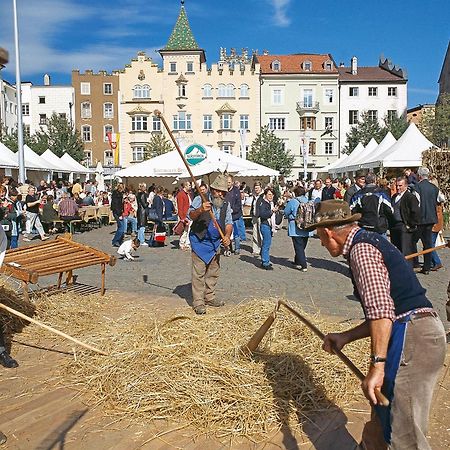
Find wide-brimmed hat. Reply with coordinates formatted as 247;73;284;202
209;173;228;192
305;200;361;231
355;169;367;179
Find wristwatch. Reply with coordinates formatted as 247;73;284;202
370;355;387;364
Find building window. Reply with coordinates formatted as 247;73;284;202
349;87;359;97
309;142;316;156
325;142;334;155
39;114;47;125
303;89;313;108
203;115;213;130
368;87;378;96
300;117;315;130
104;125;113;141
81;102;92;119
133;84;150;98
173;112;192;130
368;110;378;121
59;113;66;119
220;114;232;130
272;88;283;105
387;110;397;121
240;114;249;130
103;102;113;118
388;87;397;97
22;104;29;115
271;60;281;71
269;117;285;130
80;82;90;95
239;84;249;97
132;146;145;162
103;83;113;95
186;61;194;72
104;150;114;166
221;145;232;154
152;117;161;131
303;60;312;71
178;84;187;98
131;116;148;131
202;84;212;98
82;125;92;141
324;89;334;103
169;62;177;73
218;83;234;97
324;60;333;71
39;96;46;104
324;117;333;129
349;110;358;125
84;150;93;166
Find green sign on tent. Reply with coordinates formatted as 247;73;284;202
185;144;207;166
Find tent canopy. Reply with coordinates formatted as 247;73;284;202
0;143;19;168
60;153;94;173
331;142;366;173
41;149;73;173
358;132;397;170
115;145;279;179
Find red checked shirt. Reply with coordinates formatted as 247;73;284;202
342;227;432;321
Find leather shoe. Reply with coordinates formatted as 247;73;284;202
261;264;273;270
418;269;430;275
430;264;443;271
193;305;206;315
205;299;225;307
0;351;19;368
0;431;6;445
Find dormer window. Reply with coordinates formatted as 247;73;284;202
272;60;281;72
303;60;312;71
324;60;333;71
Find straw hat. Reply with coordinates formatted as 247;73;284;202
305;200;361;231
209;173;228;192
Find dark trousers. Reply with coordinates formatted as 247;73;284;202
390;224;415;264
0;327;5;350
413;224;434;271
291;236;309;268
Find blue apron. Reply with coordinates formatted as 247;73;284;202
190;219;221;265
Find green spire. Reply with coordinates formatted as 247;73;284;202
164;4;199;51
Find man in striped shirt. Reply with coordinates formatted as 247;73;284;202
307;199;446;450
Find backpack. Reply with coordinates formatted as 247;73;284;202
294;200;316;230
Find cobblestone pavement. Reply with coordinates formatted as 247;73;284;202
32;223;450;324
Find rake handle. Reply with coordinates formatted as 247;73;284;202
405;240;450;260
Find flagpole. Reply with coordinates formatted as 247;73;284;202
13;0;25;183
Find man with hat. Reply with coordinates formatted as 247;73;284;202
344;170;366;204
307;199;446;450
187;173;233;315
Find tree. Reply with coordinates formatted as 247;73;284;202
344;111;384;154
144;133;174;160
420;93;450;148
247;125;294;176
32;113;85;161
382;112;408;139
0;125;37;152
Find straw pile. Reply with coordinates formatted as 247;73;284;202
13;290;368;440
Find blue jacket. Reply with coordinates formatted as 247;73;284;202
283;196;311;237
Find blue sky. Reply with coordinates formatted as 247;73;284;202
0;0;448;107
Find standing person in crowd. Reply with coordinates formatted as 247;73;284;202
23;186;49;242
284;185;310;272
176;181;192;251
404;168;418;186
111;183;126;247
344;170;366;204
321;177;336;200
136;183;148;246
123;194;138;235
307;199;446;450
71;179;82;196
350;172;393;236
308;179;323;201
225;175;243;255
258;187;278;270
429;177;446;271
151;186;165;227
36;180;47;194
413;167;439;275
7;189;23;249
250;182;263;256
389;177;420;259
163;189;177;221
187;173;232;315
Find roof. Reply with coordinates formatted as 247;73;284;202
338;66;406;82
258;54;338;74
164;5;199;51
438;40;450;84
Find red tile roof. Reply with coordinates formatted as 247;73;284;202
258;54;338;74
338;66;406;82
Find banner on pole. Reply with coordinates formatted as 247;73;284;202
107;132;120;166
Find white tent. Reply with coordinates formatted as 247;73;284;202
41;149;72;173
330;142;366;173
368;123;436;168
339;138;379;173
0;142;19;168
358;132;397;170
115;145;279;179
60;153;94;173
22;145;60;171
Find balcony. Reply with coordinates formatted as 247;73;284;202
296;101;320;115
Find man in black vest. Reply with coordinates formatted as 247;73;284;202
413;167;439;274
307;200;445;450
344;169;366;204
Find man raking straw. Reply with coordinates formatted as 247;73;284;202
306;199;446;450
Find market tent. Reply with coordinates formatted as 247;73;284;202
330;142;365;174
115;145;279;179
41;149;72;173
0;142;19;168
21;145;59;171
60;153;94;173
339;138;379;173
369;123;436;168
358;132;397;170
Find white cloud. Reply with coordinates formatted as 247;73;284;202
268;0;292;27
409;87;438;95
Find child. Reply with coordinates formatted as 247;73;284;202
117;237;140;261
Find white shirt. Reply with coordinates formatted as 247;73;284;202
117;240;136;260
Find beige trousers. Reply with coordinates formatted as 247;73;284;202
191;250;220;308
252;217;261;254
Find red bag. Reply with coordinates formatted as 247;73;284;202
173;220;185;236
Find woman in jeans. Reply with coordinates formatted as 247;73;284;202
258;187;278;270
136;183;148;246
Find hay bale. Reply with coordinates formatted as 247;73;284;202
17;292;368;440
